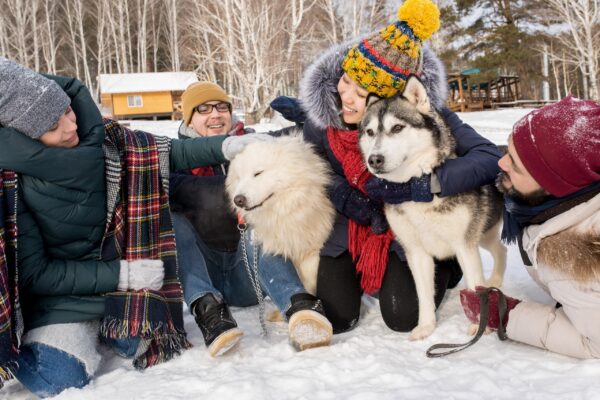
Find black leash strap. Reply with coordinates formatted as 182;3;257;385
426;287;508;358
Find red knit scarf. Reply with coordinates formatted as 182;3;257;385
327;127;394;294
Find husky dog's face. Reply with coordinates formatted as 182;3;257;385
358;76;436;183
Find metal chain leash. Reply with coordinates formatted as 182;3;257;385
238;222;267;336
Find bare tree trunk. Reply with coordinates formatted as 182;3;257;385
31;0;40;70
550;52;561;99
0;1;10;58
547;0;599;99
165;0;180;71
7;0;32;65
63;0;81;77
41;0;59;73
321;0;338;45
151;7;160;72
117;0;129;73
94;0;107;78
581;64;589;99
124;1;134;71
74;0;92;90
137;0;149;72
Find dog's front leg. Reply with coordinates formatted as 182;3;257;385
296;252;320;296
455;245;485;289
405;250;437;341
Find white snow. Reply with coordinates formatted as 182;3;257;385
3;107;599;400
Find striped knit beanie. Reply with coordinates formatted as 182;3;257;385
341;0;440;98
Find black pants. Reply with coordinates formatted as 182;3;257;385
316;251;463;333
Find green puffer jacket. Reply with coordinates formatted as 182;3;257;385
0;76;227;331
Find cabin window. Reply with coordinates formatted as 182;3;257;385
127;95;143;108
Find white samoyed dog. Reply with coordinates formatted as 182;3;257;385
225;134;335;296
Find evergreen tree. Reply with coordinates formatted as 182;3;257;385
439;0;547;98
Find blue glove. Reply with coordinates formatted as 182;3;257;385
364;175;434;204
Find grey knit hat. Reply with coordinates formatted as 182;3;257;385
0;57;71;139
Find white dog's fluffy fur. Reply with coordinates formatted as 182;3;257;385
225;135;335;295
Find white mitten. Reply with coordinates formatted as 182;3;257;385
128;259;165;291
117;260;130;291
221;133;274;160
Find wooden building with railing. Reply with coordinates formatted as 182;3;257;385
447;69;522;112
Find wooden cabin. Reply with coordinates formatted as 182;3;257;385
99;72;198;120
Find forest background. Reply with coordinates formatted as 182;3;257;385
1;0;598;120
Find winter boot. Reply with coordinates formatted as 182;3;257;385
285;293;333;351
193;293;243;357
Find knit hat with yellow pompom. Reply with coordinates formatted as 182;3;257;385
341;0;440;98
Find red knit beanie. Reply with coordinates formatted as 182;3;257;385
512;96;600;197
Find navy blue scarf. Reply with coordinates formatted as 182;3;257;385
502;181;600;244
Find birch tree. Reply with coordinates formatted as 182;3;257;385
545;0;600;99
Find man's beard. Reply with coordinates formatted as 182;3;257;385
496;172;551;206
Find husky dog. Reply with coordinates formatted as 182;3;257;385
225;134;335;296
358;76;507;340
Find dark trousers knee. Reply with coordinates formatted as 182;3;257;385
317;252;362;334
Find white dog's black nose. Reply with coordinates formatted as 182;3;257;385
368;154;385;169
234;194;247;208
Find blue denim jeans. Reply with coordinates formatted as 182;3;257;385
172;212;306;314
14;337;140;398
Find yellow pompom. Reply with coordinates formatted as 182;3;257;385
398;0;440;41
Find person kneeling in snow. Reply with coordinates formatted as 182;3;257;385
169;82;333;357
461;97;600;359
0;58;266;397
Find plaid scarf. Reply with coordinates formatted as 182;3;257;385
327;127;394;294
0;170;22;387
100;120;191;369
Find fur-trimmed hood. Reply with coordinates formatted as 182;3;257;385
298;39;448;130
523;193;600;282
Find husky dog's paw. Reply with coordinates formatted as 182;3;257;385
485;275;503;289
467;323;479;336
409;323;436;341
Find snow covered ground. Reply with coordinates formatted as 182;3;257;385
4;108;600;400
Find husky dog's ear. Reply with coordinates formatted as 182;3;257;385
403;75;431;114
366;93;383;108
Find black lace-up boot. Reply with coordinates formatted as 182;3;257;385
193;294;243;356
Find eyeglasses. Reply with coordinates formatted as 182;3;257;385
195;102;231;114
